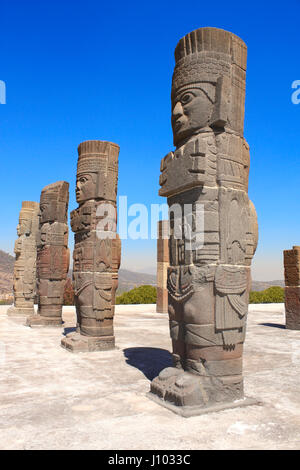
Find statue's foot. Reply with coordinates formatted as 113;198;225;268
150;367;184;399
150;370;244;409
165;372;210;407
148;370;259;416
26;314;62;327
61;332;115;353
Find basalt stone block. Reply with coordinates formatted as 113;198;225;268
149;27;259;415
7;201;39;317
284;246;300;330
61;332;115;353
157;239;169;263
156;286;168;314
156;221;169;313
27;181;70;327
73;231;121;274
285;287;300;330
61;141;121;352
284;246;300;287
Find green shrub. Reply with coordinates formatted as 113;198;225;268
249;291;264;304
116;285;157;305
0;299;13;305
249;286;284;304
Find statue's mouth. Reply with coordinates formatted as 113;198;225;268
173;120;184;133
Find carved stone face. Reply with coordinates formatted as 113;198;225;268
76;173;97;203
16;224;22;237
171;87;214;146
39;201;52;224
17;218;31;236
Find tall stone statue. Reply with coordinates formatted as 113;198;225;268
149;27;258;415
61;140;121;352
27;181;70;327
7;201;39;316
156;220;169;313
284;246;300;330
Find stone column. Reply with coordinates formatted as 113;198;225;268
7;201;39;316
284;246;300;330
149;27;259;415
61;140;121;352
156;220;169;313
27;181;70;327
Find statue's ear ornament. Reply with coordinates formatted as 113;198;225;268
210;75;231;128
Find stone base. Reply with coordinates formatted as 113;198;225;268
147;391;260;417
148;367;261;417
286;324;300;330
6;306;35;316
285;287;300;330
61;332;115;353
26;314;62;327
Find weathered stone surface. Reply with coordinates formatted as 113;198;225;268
7;201;39;316
61;140;121;352
27;182;70;327
284;246;300;287
150;27;258;414
156;220;169;313
284;246;300;330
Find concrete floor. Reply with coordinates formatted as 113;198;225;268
0;303;299;450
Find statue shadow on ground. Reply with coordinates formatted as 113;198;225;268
63;326;77;336
259;323;286;329
123;347;173;381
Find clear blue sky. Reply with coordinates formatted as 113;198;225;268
0;0;299;280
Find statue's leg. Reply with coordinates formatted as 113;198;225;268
165;276;245;406
150;295;185;399
162;281;217;406
169;295;185;369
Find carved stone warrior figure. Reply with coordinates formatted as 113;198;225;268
7;201;39;316
27;181;70;327
156;220;169;313
284;246;300;330
149;27;258;414
61;140;121;352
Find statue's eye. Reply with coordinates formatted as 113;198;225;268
180;92;194;105
79;177;87;183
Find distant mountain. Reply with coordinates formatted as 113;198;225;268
0;250;14;273
0;248;285;296
118;271;285;293
134;266;157;276
118;269;156;292
251;279;285;292
0;250;14;294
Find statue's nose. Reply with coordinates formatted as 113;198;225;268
172;101;183;120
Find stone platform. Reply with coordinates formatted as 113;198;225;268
0;303;299;450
